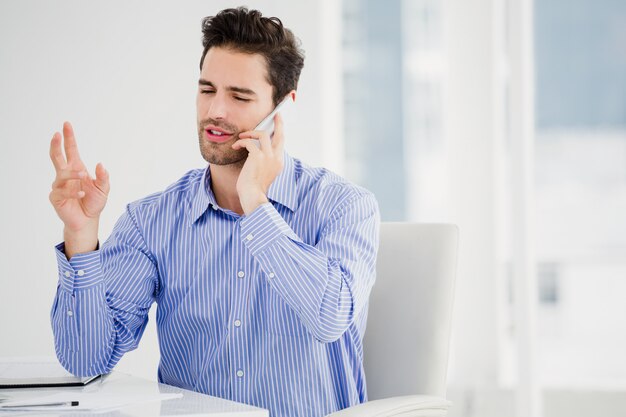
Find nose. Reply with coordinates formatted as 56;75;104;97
204;92;228;120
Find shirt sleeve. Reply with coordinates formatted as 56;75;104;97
50;205;158;377
239;192;380;343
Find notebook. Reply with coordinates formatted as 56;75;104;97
0;359;102;389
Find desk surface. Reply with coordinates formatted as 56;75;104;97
0;372;268;416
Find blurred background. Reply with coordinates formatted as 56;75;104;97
1;0;624;416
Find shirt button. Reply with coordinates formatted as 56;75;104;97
234;319;242;327
77;270;85;277
237;271;245;278
64;271;71;278
67;310;74;317
236;370;244;378
268;272;275;279
245;234;254;241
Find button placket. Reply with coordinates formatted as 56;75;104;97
229;220;250;395
66;295;79;352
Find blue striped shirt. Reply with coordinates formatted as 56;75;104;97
51;153;380;417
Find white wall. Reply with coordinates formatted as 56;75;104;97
0;0;341;380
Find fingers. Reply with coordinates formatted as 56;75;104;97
94;163;110;195
49;132;67;171
50;164;109;201
52;169;87;188
272;113;285;154
236;130;272;153
50;168;86;205
260;133;272;151
62;121;83;165
49;187;85;204
232;138;264;154
51;121;85;171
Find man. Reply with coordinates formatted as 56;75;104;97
49;7;379;417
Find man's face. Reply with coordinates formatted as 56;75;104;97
197;46;275;166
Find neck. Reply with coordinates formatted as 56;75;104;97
209;162;244;215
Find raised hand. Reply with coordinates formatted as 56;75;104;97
49;122;110;257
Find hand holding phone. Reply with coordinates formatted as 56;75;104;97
233;95;292;214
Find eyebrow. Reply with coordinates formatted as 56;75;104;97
198;79;257;96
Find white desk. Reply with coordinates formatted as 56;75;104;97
0;372;268;416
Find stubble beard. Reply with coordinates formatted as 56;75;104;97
197;119;248;167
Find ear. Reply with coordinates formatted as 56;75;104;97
289;90;297;102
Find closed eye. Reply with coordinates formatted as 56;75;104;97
234;97;251;102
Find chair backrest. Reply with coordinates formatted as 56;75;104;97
364;223;459;400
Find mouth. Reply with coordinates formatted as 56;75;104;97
204;126;235;143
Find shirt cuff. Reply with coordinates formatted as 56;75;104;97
55;242;103;293
240;203;299;255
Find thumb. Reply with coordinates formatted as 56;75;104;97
94;163;110;194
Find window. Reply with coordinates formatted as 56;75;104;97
537;263;559;305
341;0;626;414
534;0;626;389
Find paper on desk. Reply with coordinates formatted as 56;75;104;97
0;391;182;412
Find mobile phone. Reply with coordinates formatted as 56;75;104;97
253;95;293;137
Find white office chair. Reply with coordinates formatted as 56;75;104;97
328;223;459;417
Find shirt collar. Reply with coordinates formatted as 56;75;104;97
189;152;298;224
189;167;217;224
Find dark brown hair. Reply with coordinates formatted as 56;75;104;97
200;7;305;106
